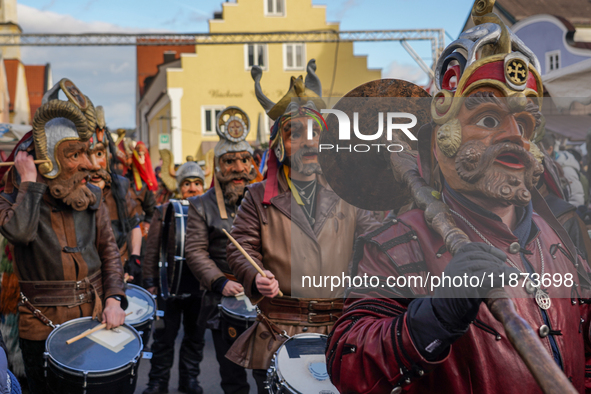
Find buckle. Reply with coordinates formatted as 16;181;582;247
308;300;318;311
308;313;317;323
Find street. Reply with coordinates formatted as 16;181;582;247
135;328;258;394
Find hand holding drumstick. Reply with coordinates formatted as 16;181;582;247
222;229;283;298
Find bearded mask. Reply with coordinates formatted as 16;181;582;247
32;101;97;211
88;105;112;190
213;106;255;207
423;0;546;207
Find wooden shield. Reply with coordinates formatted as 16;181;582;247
318;79;431;211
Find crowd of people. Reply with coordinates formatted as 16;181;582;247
2;0;591;393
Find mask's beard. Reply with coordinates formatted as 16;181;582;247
47;171;97;211
91;168;112;186
454;140;543;206
216;167;257;205
287;146;322;176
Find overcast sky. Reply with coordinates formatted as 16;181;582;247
16;0;473;128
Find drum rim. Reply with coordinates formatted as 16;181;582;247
45;317;143;376
219;297;258;321
160;199;189;299
272;333;335;393
125;283;156;326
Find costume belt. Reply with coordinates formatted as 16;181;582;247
258;296;343;325
19;270;104;327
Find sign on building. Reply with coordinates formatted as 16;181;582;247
159;133;171;149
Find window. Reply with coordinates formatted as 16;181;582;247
265;0;285;16
245;44;268;70
545;50;561;74
284;43;305;70
202;106;225;136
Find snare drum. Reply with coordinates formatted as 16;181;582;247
160;199;189;299
218;295;257;343
44;317;142;394
266;334;338;394
125;283;156;346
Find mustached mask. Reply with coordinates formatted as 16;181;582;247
421;0;545;206
32;78;98;210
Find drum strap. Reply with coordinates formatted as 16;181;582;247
20;292;55;329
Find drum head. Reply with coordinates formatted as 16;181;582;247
125;284;156;326
46;317;142;374
275;334;337;394
220;296;257;321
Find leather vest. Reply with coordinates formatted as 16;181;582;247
188;188;237;275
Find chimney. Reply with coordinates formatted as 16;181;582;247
163;51;177;64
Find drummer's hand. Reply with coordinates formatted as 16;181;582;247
102;297;126;330
222;281;244;297
124;273;133;283
146;287;158;296
256;271;279;298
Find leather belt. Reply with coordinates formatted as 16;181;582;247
19;270;103;307
259;296;343;325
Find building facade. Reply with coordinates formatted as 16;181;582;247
137;0;381;163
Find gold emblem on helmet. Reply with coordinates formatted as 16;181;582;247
505;59;528;86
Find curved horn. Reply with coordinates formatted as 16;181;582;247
251;65;276;113
32;100;89;176
95;105;106;130
80;96;97;139
305;59;322;97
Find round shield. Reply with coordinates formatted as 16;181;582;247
318;79;431;211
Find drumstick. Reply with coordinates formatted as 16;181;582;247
0;159;51;167
222;229;284;297
66;312;133;345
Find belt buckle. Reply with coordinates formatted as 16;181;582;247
308;313;317;323
308;300;318;311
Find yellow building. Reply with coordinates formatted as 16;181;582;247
137;0;381;163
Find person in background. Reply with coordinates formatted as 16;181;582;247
142;161;207;394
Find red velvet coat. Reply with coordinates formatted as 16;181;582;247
327;191;591;394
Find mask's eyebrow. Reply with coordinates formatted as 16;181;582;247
465;91;503;110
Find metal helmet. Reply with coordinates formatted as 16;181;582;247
214;106;253;159
176;161;205;190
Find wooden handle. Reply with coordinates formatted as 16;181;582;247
486;289;578;394
222;229;284;297
0;159;51;167
66;312;133;345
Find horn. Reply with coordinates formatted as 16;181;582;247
305;59;322;97
32;100;89;176
80;96;96;139
95;105;106;130
159;149;178;193
251;65;276;114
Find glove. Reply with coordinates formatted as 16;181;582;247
125;255;143;285
407;242;519;360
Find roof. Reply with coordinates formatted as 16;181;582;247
496;0;591;27
544;115;591;141
136;40;195;98
462;0;591;33
3;59;19;112
24;65;48;121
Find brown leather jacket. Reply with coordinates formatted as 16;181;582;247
0;181;127;340
102;175;140;263
226;170;380;369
